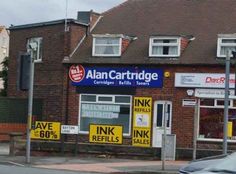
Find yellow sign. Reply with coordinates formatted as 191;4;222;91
228;121;233;138
31;121;61;140
89;124;123;144
133;128;151;147
132;97;152;147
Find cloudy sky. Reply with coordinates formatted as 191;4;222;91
0;0;126;27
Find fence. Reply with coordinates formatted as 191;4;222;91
0;97;43;141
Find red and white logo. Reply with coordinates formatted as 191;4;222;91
69;65;85;83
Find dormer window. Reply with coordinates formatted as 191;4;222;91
217;36;236;57
149;37;181;57
92;35;122;57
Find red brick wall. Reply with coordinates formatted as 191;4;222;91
8;23;87;122
0;123;26;141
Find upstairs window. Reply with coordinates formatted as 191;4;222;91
217;37;236;57
92;36;122;57
149;37;180;57
27;37;43;62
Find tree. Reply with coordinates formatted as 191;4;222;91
0;56;8;96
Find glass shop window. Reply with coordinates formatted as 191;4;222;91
79;94;132;136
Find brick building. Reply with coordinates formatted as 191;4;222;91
8;0;236;157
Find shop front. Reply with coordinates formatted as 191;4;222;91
175;73;236;144
68;64;167;148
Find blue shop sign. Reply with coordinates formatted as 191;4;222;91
69;65;163;88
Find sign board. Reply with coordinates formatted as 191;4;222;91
31;121;61;140
61;125;79;135
175;73;236;88
89;124;123;144
69;65;163;88
195;88;235;98
182;99;197;107
132;97;152;147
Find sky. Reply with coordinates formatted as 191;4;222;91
0;0;127;27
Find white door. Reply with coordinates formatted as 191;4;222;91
152;101;172;147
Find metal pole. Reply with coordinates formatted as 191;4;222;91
223;50;230;155
193;100;199;160
26;54;35;164
162;102;168;171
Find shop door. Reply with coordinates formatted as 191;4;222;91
152;101;172;147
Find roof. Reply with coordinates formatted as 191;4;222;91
68;0;236;65
9;19;89;30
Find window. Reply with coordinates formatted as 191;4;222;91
149;37;180;57
198;99;236;141
217;37;236;57
79;94;132;136
92;36;122;57
27;37;43;62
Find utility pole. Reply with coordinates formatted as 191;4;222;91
223;49;231;155
162;102;168;170
193;100;199;160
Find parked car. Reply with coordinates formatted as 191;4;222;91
179;153;233;174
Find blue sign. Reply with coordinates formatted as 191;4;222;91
69;65;163;88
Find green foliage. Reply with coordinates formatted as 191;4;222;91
0;56;8;96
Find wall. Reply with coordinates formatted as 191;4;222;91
8;23;87;122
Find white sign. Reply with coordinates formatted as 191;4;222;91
61;125;79;134
175;73;236;88
82;104;120;112
195;88;235;98
182;99;197;107
81;111;119;119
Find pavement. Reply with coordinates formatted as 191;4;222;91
0;143;188;174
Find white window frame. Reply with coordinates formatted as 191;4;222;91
149;37;181;57
92;36;122;57
78;94;132;136
198;98;236;142
27;37;43;62
217;37;236;57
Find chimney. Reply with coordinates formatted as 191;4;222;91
77;11;91;25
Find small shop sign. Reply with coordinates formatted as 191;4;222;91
182;99;197;107
89;124;123;144
175;73;236;88
61;125;79;135
31;121;61;140
69;65;163;88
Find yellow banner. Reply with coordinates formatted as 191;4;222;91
31;121;61;140
89;124;123;144
132;97;152;147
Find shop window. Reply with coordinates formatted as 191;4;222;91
199;99;236;141
79;94;132;136
27;37;43;62
217;37;236;57
149;37;180;57
215;99;232;107
92;36;122;57
200;99;214;106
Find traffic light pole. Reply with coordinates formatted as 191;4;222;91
26;55;35;164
